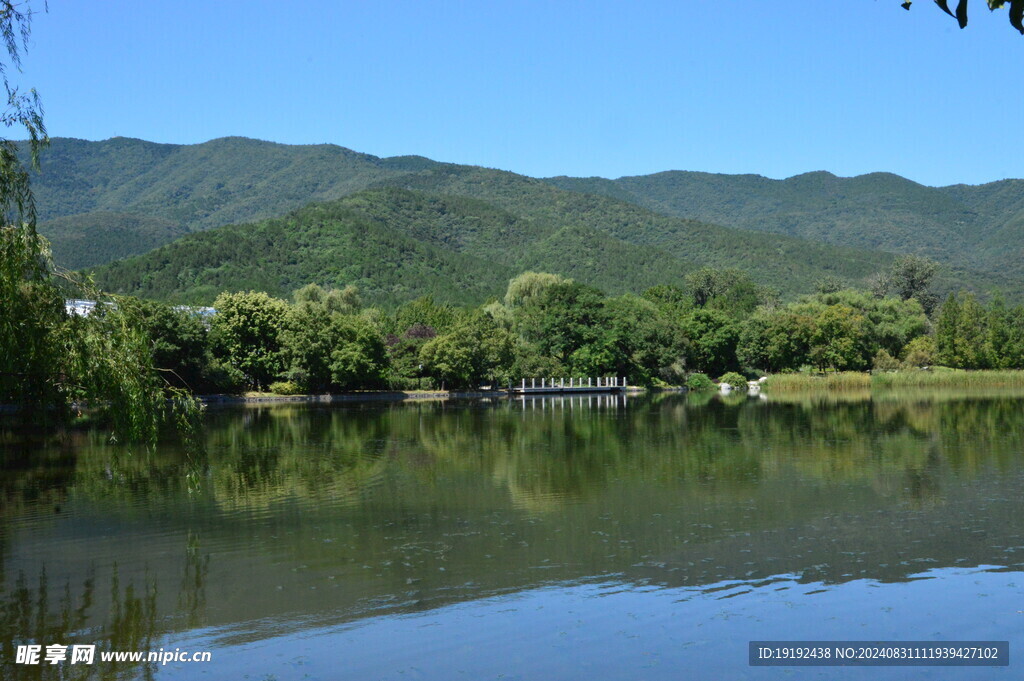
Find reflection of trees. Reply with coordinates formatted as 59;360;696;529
0;566;158;681
177;532;208;630
204;406;394;510
4;391;1024;632
8;393;1024;519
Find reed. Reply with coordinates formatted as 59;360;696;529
871;369;1024;388
763;369;1024;393
762;372;871;392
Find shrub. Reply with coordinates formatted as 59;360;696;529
718;371;748;388
872;349;902;371
685;373;716;391
268;380;303;395
902;336;936;368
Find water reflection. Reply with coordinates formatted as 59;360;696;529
3;391;1024;678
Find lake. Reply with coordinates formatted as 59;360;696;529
3;390;1023;679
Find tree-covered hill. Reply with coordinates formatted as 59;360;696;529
371;163;908;294
42;211;188;269
90;182;921;306
23;136;1024;299
26;137;428;266
89;194;514;307
26;136;425;226
90;188;718;305
546;170;1024;281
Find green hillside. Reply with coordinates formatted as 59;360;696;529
89;180;916;306
373;163;901;294
546;170;1024;282
41;211;189;269
90;194;514;307
22;136;1024;301
89;189;705;306
26;137;424;266
27;136;423;226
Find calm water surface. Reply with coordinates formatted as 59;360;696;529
3;391;1024;679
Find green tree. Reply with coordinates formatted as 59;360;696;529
957;293;989;369
985;292;1011;368
1;227;62;410
685;267;769;315
642;284;692;316
327;314;389;390
293;283;361;314
392;296;458;336
421;311;514;389
503;271;570;308
133;299;243;394
809;304;871;371
935;293;962;366
385;323;436;388
514;280;606;363
737;308;814;372
592;294;684;384
873;255;939;314
680;308;741;377
935;292;988;369
902;335;937;368
210;291;290;390
792;289;927;359
280;301;336;392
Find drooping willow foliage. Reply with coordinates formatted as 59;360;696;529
0;2;202;445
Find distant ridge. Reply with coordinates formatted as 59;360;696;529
19;136;1023;302
545;168;1024;281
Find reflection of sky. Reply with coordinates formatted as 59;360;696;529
164;567;1023;680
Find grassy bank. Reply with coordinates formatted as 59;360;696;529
870;369;1024;388
764;369;1024;392
762;372;871;392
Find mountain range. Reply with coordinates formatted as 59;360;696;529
21;137;1024;305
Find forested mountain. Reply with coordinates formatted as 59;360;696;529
545;170;1024;280
90;192;515;306
90;188;711;305
369;164;905;296
23;137;1024;301
43;212;189;269
27;137;430;267
90;185;1011;307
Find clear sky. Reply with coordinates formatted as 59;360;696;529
14;0;1024;186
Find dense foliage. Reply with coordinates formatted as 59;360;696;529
0;4;199;443
546;170;1024;298
122;254;1024;395
87;184;906;307
19;136;1021;299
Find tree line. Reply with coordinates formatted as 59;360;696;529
115;255;1024;397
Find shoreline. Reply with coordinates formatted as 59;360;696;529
199;387;651;406
201;390;500;406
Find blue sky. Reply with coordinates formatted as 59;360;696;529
16;1;1024;186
